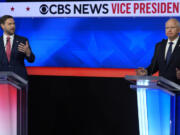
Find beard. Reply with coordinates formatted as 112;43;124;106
5;29;15;35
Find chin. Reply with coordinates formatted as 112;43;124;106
8;32;15;35
168;36;177;40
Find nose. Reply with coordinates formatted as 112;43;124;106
11;24;15;28
168;29;171;32
167;28;172;32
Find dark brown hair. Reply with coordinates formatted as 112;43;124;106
0;15;13;24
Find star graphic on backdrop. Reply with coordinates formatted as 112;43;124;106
72;32;114;66
26;7;30;11
123;31;151;52
11;7;14;11
87;33;114;63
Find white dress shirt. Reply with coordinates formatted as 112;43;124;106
164;36;179;60
3;34;14;50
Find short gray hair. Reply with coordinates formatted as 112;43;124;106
166;18;180;28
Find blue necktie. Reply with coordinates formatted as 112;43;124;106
166;42;173;65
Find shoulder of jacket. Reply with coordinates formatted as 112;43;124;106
156;39;167;47
15;35;28;41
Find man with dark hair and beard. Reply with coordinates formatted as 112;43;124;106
0;15;35;80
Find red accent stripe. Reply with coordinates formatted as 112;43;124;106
27;67;158;77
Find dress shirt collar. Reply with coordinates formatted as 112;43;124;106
3;33;14;48
167;36;179;46
3;33;14;41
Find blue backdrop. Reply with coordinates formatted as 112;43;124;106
0;17;176;68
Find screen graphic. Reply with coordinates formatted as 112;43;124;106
0;1;178;68
0;17;172;68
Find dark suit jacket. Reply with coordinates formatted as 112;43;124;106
0;35;35;80
146;37;180;84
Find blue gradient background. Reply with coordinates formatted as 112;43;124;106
0;17;178;68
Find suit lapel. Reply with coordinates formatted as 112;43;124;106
0;36;4;50
160;39;167;64
10;35;18;63
166;36;180;67
0;36;9;63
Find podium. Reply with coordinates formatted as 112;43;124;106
0;72;28;135
125;76;180;135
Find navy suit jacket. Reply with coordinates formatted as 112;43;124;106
0;35;35;80
146;37;180;84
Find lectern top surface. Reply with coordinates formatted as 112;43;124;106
0;71;28;89
125;75;180;92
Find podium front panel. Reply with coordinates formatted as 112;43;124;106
0;83;27;135
0;84;17;135
136;80;175;135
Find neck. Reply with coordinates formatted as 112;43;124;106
169;36;179;42
4;32;14;37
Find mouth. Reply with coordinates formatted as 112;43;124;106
10;29;15;33
7;29;15;35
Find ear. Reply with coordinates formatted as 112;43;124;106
177;26;180;33
0;24;4;30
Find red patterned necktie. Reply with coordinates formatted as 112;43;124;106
6;36;11;62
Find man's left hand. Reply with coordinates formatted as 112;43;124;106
176;68;180;79
18;41;31;57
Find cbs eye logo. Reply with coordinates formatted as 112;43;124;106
39;4;48;15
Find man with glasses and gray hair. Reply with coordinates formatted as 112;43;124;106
136;18;180;84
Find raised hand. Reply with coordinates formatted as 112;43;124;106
18;41;31;57
136;67;147;76
176;68;180;79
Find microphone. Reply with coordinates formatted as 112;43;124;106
149;39;165;76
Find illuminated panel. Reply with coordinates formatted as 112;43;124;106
137;80;149;135
146;89;171;135
0;84;17;135
26;67;159;77
176;96;180;134
137;80;172;135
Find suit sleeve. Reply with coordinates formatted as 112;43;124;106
25;39;35;63
146;42;161;75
